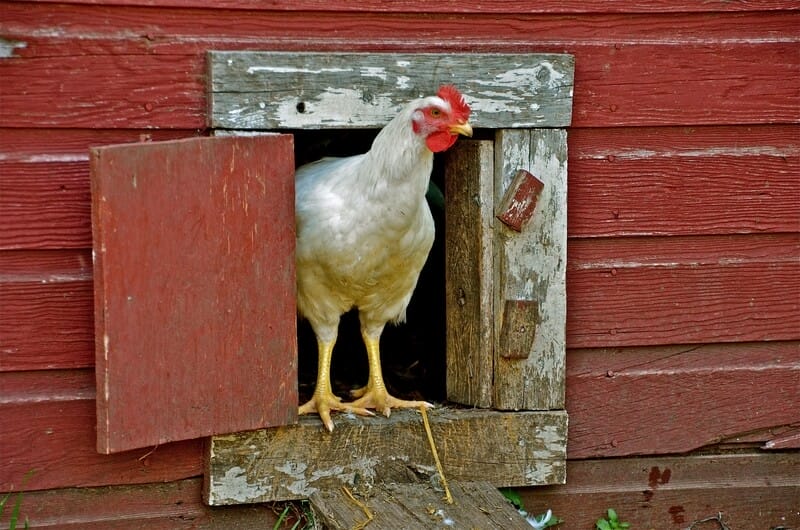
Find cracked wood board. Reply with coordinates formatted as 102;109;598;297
311;481;532;530
204;408;567;504
493;129;568;410
208;52;574;129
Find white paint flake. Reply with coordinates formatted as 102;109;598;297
0;38;27;58
396;75;411;89
360;66;387;80
246;65;353;75
211;466;272;504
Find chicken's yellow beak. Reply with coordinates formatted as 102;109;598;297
449;120;473;137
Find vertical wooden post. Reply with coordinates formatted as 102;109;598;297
493;129;568;411
445;140;496;408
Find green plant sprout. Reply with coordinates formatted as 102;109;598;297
500;488;563;528
596;508;631;530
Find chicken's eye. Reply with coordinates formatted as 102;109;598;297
429;108;442;118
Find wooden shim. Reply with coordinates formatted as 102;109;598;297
444;140;495;408
311;481;531;530
496;169;545;232
205;408;567;505
208;52;575;129
493;129;567;410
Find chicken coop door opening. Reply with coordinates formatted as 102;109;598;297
206;50;574;506
292;129;481;405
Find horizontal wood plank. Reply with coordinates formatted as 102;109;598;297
567;234;800;348
3;234;797;371
568;127;800;237
209;52;574;129
21;0;799;13
0;478;279;529
0;271;94;371
311;481;531;530
0;369;204;492
523;452;800;529
566;341;800;458
3;125;796;249
206;409;568;504
2;8;798;128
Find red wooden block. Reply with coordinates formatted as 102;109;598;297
496;169;545;232
91;135;297;454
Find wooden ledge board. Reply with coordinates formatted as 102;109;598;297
205;408;567;505
311;481;532;530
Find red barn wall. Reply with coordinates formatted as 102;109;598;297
1;1;798;528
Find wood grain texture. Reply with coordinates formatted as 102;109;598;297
524;452;800;529
493;129;567;411
568;127;800;237
2;126;796;249
566;341;800;458
205;408;568;504
567;233;800;348
22;0;800;13
4;235;796;372
209;52;574;129
444;140;495;407
311;481;531;530
92;136;297;453
0;478;279;529
0;369;203;492
2;7;797;128
0;250;94;371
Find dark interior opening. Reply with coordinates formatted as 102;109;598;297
293;129;448;404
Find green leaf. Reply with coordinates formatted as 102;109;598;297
607;508;618;522
596;519;612;530
500;488;524;510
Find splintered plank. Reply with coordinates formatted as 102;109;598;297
208;52;575;129
311;481;531;530
205;408;567;505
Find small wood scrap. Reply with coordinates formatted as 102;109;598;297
496;169;545;232
311;481;532;530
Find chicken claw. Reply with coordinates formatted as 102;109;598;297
299;391;374;432
349;387;433;419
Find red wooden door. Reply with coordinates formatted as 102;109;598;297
91;135;297;454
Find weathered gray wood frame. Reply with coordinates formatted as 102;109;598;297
205;51;573;505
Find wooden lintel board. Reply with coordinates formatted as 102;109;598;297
494;129;568;410
204;408;567;505
208;52;575;129
311;481;533;530
91;136;298;454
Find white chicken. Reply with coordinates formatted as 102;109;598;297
295;85;472;431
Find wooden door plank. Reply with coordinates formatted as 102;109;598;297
493;129;568;410
311;481;532;530
208;52;575;129
91;135;297;454
205;408;567;504
444;140;495;407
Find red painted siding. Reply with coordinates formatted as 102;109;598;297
1;0;798;527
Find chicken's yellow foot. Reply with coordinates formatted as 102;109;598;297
299;337;374;432
349;334;433;417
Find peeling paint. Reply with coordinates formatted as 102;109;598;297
246;65;353;75
0;38;27;58
360;66;387;80
211;466;272;504
274;87;400;128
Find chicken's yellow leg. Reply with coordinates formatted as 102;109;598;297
299;338;373;431
349;333;433;417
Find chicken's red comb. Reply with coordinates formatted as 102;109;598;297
437;85;471;121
